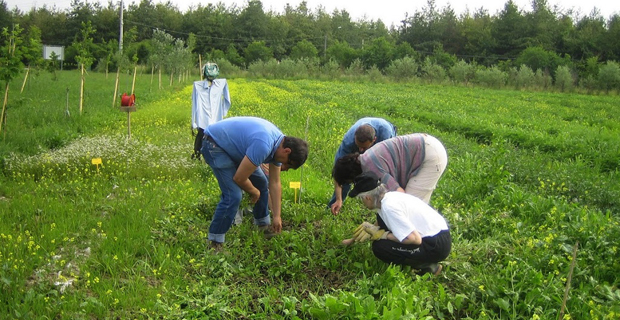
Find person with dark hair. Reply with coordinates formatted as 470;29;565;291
342;172;451;276
201;116;309;250
329;117;397;214
332;133;447;205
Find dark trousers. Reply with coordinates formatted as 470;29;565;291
372;214;451;269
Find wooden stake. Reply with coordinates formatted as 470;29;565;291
158;69;162;89
199;54;203;80
131;66;137;95
558;241;579;320
113;67;120;108
79;64;85;114
1;82;8;133
20;67;30;93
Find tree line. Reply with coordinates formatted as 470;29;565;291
1;0;619;89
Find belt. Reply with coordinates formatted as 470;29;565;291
203;134;215;143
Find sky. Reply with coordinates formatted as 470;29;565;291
5;0;620;27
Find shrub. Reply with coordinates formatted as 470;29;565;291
598;61;620;93
320;59;341;80
214;58;242;78
474;66;507;88
533;69;552;90
554;65;574;92
364;65;386;83
449;60;476;85
514;65;535;90
385;57;418;81
421;57;446;83
579;74;598;94
345;59;365;77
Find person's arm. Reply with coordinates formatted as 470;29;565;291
388;230;422;245
268;162;283;233
233;156;260;203
331;181;344;215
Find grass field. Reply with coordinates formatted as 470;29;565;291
1;70;619;319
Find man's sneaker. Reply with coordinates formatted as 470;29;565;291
258;225;277;239
208;241;223;253
412;263;442;276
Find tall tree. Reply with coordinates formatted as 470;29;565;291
525;0;558;50
361;36;394;70
436;5;463;55
20;7;70;46
604;14;620;61
235;0;268;41
244;40;273;63
460;8;496;65
0;1;13;36
492;1;529;57
565;10;606;60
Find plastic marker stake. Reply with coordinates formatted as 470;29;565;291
289;181;301;203
91;158;102;172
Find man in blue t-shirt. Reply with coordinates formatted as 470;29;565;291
329;117;397;215
201;117;309;250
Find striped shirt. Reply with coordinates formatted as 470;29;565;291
360;134;426;191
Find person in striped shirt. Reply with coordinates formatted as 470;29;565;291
332;133;448;205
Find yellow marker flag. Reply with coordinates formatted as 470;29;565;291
91;158;102;172
289;181;301;203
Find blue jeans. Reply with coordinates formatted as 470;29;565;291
201;138;270;243
327;183;352;209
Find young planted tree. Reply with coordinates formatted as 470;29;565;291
0;24;24;134
46;52;61;81
72;21;96;114
20;26;43;93
150;29;174;89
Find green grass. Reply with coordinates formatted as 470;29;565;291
1;72;619;319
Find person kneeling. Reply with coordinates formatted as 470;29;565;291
342;172;451;276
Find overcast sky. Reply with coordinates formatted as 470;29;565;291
5;0;620;27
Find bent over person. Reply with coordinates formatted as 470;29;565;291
332;133;447;204
329;117;397;214
201;116;309;250
343;172;451;276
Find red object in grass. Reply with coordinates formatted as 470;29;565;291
121;93;135;106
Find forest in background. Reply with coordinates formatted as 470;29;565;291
1;0;620;93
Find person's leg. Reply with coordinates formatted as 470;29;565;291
248;167;270;226
405;134;448;204
370;230;451;275
202;138;242;243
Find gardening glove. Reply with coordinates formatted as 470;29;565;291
353;222;389;242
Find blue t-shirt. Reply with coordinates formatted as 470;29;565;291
334;117;397;162
205;116;284;166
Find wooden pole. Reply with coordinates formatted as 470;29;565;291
199;54;203;80
131;66;137;95
558;242;579;320
79;64;85;115
113;67;120;108
65;88;70;117
20;67;30;93
0;82;9;133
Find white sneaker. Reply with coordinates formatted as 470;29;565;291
233;208;243;225
233;206;251;225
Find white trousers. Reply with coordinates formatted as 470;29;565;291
405;134;448;204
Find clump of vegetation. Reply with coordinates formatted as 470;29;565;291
1;72;619;318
